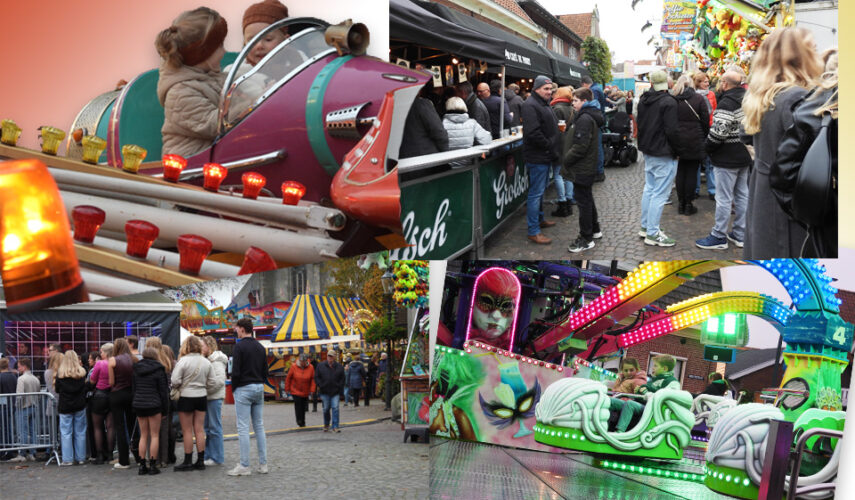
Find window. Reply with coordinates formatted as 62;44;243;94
553;37;563;55
291;268;307;297
647;351;688;388
570;46;578;61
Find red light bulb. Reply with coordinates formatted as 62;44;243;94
71;205;106;244
203;163;227;192
281;181;306;205
162;154;187;182
124;220;159;258
238;246;278;275
177;234;212;276
241;172;266;199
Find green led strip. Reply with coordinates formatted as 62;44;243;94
704;462;759;500
533;422;683;460
596;458;704;483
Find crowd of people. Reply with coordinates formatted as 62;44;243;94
0;317;390;475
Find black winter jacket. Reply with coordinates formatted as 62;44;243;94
673;88;710;160
399;97;449;159
561;104;605;183
636;89;679;158
504;89;525;127
314;361;345;396
706;87;751;168
481;93;512;139
55;376;87;414
132;358;169;413
521;92;560;165
465;92;491;133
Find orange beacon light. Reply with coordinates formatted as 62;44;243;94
0;159;88;313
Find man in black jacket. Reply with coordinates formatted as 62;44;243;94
521;75;559;245
563;88;605;253
478;80;512;139
0;357;17;461
399;92;449;159
637;70;680;247
695;70;751;250
227;317;269;476
505;83;524;127
457;81;490;133
314;350;345;432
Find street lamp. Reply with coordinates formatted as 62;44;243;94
380;269;395;411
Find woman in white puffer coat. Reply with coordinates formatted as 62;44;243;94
442;97;492;166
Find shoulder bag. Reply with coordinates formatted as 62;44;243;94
792;112;833;228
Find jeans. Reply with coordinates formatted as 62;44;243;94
596;129;604;175
552;165;574;202
640;155;678;237
234;384;266;468
617;400;645;432
343;386;350;404
526;163;550;236
60;409;87;462
574;177;599;241
711;166;749;240
204;399;224;464
320;393;340;430
16;405;36;457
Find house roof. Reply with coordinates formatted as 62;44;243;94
727;348;783;380
518;0;583;44
557;13;592;39
489;0;535;24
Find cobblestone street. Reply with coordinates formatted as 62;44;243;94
0;401;429;500
484;154;744;260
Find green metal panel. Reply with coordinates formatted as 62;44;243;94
478;147;528;236
305;55;353;176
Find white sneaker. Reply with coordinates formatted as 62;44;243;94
9;455;26;462
112;462;130;469
227;464;251;476
204;459;220;466
256;464;269;474
61;461;74;466
26;455;35;462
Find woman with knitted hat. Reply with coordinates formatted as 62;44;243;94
155;7;228;157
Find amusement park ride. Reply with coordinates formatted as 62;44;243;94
432;260;852;499
0;18;427;311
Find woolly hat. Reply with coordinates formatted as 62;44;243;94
532;75;553;91
242;0;289;32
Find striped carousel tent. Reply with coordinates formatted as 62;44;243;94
259;295;382;355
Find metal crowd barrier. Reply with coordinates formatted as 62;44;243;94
0;392;60;465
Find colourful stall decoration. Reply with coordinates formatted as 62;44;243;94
400;308;430;432
392;260;429;308
267;294;374;352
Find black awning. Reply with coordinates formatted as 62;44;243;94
416;1;554;78
542;47;590;87
390;0;505;66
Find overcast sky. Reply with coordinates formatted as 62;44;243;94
539;0;663;62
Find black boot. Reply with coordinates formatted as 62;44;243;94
684;202;698;215
550;201;567;217
138;459;149;475
148;458;160;475
174;453;193;472
677;200;686;215
194;450;206;470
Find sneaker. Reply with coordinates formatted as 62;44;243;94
645;232;676;247
334;428;341;433
227;464;251;476
664;198;673;205
638;227;647;238
726;232;744;248
26;455;35;462
61;461;74;466
592;231;603;239
323;427;329;432
9;455;26;462
568;237;595;253
204;459;221;466
256;464;269;474
113;462;130;469
695;234;728;250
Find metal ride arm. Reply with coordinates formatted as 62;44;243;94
786;427;844;500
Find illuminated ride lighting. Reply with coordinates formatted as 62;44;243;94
281;181;307;205
121;144;147;173
237;246;278;275
458;341;565;372
176;234;213;276
595;458;703;483
202;163;227;192
71;205;106;244
161;154;187;182
0;159;88;312
464;267;523;352
124;220;159;259
241;172;267;200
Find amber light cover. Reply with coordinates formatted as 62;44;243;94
124;220;159;258
238;246;278;275
281;181;306;205
71;205;106;244
0;159;88;312
203;163;227;192
177;234;212;276
162;154;187;182
241;172;266;199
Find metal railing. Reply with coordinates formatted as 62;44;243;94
0;392;60;465
787;427;844;500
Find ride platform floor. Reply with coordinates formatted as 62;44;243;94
430;438;730;500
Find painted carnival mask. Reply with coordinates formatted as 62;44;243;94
467;268;521;351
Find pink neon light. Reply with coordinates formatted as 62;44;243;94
464;267;522;352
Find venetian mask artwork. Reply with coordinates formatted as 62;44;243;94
467;267;521;351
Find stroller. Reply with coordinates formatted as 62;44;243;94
602;111;638;167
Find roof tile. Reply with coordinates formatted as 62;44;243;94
557;13;592;39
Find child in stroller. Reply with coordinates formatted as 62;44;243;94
602;111;637;167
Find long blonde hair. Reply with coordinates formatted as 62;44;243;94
144;337;173;373
56;350;86;382
742;28;822;134
671;75;694;96
814;47;838;118
179;336;204;357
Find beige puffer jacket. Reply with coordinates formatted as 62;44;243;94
156;64;226;158
206;350;228;400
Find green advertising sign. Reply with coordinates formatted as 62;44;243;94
479;148;528;235
395;169;473;259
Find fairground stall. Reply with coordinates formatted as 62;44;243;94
431;260;851;499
